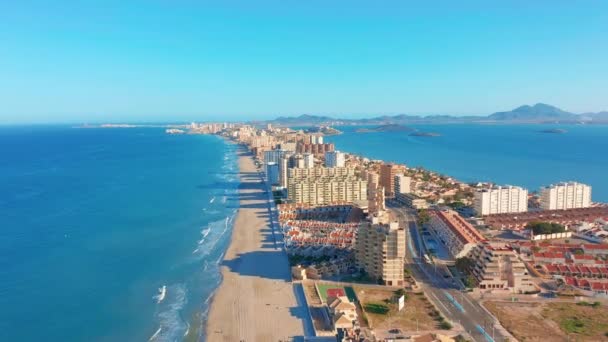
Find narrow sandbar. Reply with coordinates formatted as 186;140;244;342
205;146;305;341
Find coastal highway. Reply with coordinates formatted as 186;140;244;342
388;204;507;342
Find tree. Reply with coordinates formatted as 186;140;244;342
526;221;566;235
417;209;431;226
455;257;474;272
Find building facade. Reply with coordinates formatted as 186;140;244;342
469;242;536;293
325;150;345;168
355;215;406;286
287;167;367;205
266;162;279;185
395;193;428;209
540;181;592;210
394;174;411;195
264;149;292;165
474;185;528;216
428;210;485;258
380;164;398;198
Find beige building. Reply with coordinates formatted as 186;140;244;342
394;174;411;195
474;185;528;216
355;213;406;286
364;170;385;215
470;242;536;293
540;181;592;210
396;193;428;209
287;167;367;205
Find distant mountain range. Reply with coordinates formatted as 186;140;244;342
256;103;608;126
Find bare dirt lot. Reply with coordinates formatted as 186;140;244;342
484;300;608;341
354;287;441;332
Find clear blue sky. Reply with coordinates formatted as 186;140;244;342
1;1;607;123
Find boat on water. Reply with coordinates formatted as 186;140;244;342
157;286;167;303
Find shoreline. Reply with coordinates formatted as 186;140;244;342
204;143;306;341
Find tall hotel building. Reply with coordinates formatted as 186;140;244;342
380;164;398;198
355;214;406;286
540;181;592;210
474;185;528;216
325;151;345;168
286;167;367;205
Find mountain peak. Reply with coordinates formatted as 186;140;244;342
488;103;576;121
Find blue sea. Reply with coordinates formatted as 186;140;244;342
325;124;608;202
1;123;607;341
0;126;238;341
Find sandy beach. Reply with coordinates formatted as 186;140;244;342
205;147;307;341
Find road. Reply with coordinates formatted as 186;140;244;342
388;203;508;342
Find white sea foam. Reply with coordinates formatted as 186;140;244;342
148;327;162;341
152;284;188;342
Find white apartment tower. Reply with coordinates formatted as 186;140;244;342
394;174;411;195
540;182;592;210
474;185;528;216
325;151;345;168
302;153;315;169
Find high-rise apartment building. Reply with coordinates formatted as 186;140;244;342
265;162;279;185
302;153;315;169
264;149;292;165
355;214;406;286
394;174;411;195
540;182;592;210
380;164;398;198
363;170;385;215
474;185;528;216
325;151;345;168
286;167;367;205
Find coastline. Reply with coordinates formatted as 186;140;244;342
204;143;305;341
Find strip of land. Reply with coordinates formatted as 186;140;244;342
205;147;305;341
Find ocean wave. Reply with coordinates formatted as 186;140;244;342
151;284;187;342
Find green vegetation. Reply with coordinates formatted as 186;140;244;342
393;289;407;303
526;221;566;235
455;256;474;273
439;321;453;330
447;201;466;209
364;303;390;315
577;301;601;308
417;209;431;226
562;317;586;334
462;275;477;288
288;254;330;266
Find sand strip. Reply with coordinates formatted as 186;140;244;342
205;147;305;341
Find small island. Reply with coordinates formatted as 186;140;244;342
356;124;413;133
539;128;567;134
410;131;441;137
303;125;342;136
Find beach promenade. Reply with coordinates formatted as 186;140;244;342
206;147;306;341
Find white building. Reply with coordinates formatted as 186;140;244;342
474;185;528;216
393;174;411;195
303;153;315;169
325;150;345;168
540;181;592;210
